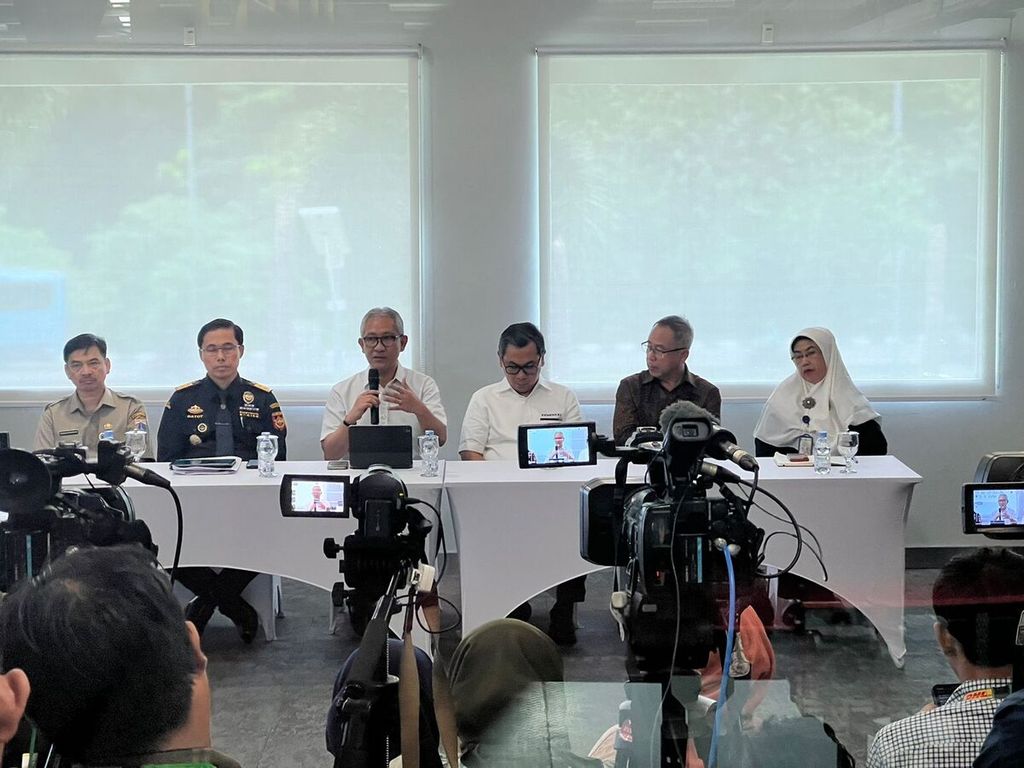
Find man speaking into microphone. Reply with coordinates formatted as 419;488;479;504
321;307;447;460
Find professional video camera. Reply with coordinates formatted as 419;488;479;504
0;443;170;591
578;402;796;767
280;465;441;768
581;401;765;675
280;465;433;628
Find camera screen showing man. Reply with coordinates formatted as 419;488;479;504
973;489;1023;525
518;423;594;469
297;481;345;514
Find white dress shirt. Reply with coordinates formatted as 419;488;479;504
458;378;582;461
320;363;447;452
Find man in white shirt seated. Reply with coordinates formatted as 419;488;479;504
459;322;585;644
321;307;447;460
866;547;1024;768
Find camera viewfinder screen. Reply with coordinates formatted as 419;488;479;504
971;487;1024;528
288;479;346;517
518;422;595;469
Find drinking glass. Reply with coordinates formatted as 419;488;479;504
125;429;147;461
837;431;859;474
257;433;279;478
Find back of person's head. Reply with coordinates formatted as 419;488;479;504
0;545;197;764
497;323;546;357
449;619;599;767
197;318;243;347
932;547;1024;667
63;333;107;362
327;638;441;768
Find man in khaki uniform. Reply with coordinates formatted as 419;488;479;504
34;334;148;453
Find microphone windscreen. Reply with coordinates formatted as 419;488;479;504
658;400;717;435
368;369;380;390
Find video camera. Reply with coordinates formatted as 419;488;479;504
580;401;765;675
280;465;432;628
0;444;161;591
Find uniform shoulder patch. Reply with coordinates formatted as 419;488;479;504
174;379;202;392
250;381;273;393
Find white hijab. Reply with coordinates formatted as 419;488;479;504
753;327;880;451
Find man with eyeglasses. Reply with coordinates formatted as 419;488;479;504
157;318;288;643
459;322;584;643
321;307;447;460
34;333;149;452
613;315;721;445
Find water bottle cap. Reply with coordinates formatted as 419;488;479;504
818;430;828;437
425;430;435;436
260;431;271;436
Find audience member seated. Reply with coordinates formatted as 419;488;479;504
449;619;602;767
974;688;1024;767
0;544;241;768
865;547;1024;768
0;669;29;765
326;638;442;768
753;326;887;457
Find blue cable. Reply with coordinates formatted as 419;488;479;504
707;545;736;768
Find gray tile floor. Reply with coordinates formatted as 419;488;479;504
202;566;946;767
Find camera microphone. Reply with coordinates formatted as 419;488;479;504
658;400;759;473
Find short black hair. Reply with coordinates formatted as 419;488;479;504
933;547;1024;667
0;545;197;763
497;322;546;358
63;333;107;362
197;318;243;348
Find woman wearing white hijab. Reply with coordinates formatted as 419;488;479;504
753;327;887;457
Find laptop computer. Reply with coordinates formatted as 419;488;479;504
348;425;414;470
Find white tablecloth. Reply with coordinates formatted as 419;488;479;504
443;456;920;666
65;455;918;665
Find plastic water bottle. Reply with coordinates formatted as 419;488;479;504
256;432;278;478
99;423;115;442
419;430;440;477
813;430;831;475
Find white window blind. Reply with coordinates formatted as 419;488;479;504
0;53;420;398
539;50;1002;399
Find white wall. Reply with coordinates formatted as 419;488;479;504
1;0;1021;549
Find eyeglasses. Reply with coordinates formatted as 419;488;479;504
504;361;540;376
201;343;241;356
641;342;687;357
361;335;400;349
791;348;821;362
67;359;104;373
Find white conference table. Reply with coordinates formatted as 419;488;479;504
65;456;919;665
443;456;921;667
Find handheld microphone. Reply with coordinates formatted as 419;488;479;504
368;369;380;425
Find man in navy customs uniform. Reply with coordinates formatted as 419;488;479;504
157;318;288;644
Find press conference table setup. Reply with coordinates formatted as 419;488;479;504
73;456;919;665
443;456;921;667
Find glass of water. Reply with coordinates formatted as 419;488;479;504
837;431;859;474
125;429;147;461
